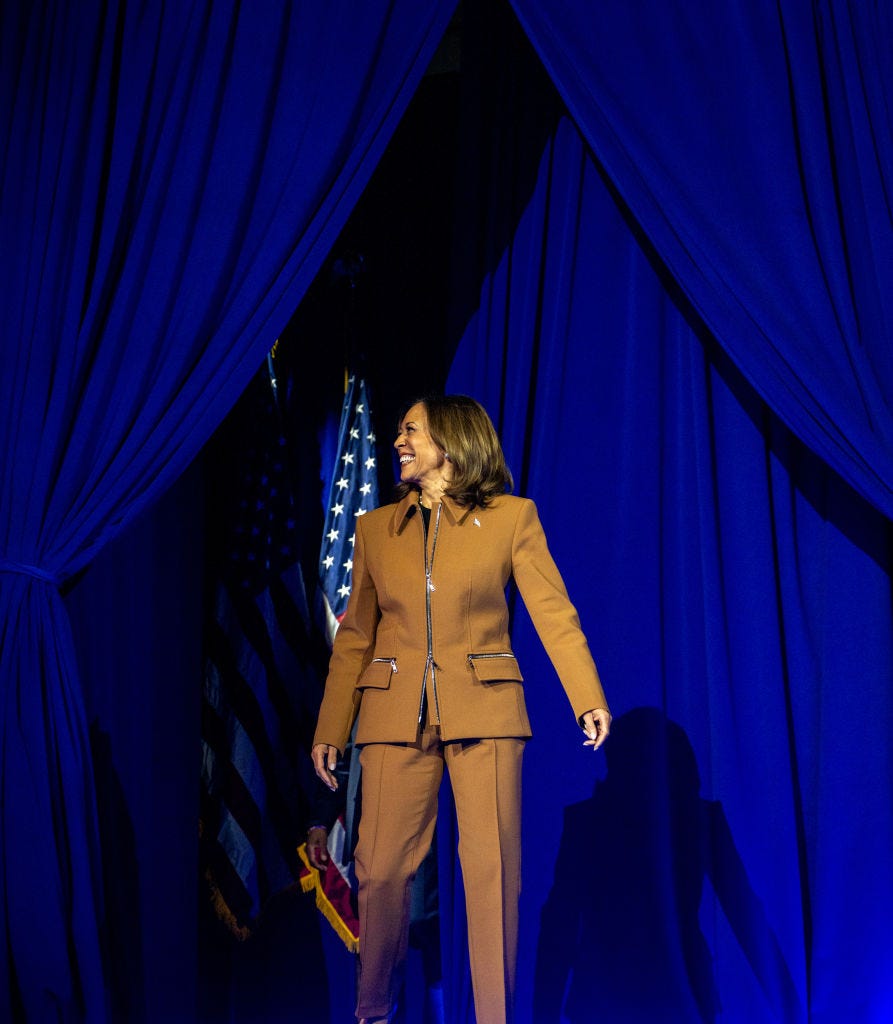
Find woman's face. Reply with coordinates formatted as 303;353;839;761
394;402;448;489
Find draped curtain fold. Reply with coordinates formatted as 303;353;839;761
446;3;893;1021
508;0;893;519
0;1;456;1018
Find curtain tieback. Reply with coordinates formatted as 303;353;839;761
0;558;61;586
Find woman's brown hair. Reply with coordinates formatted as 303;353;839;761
394;394;513;508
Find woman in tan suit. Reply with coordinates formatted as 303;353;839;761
312;394;610;1024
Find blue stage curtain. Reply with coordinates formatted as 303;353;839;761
445;6;893;1021
0;1;455;1018
508;0;893;520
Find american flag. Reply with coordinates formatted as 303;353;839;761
299;372;379;952
317;375;378;644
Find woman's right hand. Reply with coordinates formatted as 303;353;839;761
312;742;340;792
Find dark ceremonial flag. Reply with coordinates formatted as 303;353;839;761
200;352;321;937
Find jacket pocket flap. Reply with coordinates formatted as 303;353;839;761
357;658;396;690
468;653;523;683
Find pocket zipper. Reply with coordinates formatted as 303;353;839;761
370;657;398;673
467;652;515;665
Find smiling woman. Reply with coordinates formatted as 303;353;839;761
394;403;450;502
311;393;610;1024
394;395;515;509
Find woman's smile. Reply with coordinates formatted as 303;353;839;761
394;402;448;495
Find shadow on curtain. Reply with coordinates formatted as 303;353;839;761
533;708;798;1023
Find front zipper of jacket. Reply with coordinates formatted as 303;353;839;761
417;503;443;726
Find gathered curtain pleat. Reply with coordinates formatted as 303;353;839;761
508;0;893;519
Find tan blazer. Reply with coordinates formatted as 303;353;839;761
313;491;608;752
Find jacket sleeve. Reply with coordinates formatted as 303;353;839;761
510;498;609;722
312;513;380;753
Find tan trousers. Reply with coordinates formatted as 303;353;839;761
355;724;525;1024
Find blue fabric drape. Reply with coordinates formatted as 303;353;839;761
65;465;207;1023
446;6;893;1021
0;1;455;1018
509;0;893;520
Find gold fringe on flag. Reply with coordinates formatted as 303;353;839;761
297;842;359;953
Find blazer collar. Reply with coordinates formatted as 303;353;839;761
392;490;475;533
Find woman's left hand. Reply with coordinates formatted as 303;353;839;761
581;708;612;751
